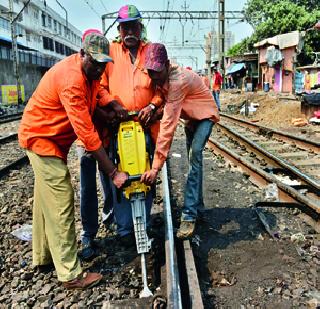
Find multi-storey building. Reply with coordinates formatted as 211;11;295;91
0;0;82;103
211;29;235;61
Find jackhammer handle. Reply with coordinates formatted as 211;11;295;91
128;111;139;117
128;174;142;181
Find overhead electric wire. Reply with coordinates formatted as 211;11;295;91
99;0;108;12
82;0;101;18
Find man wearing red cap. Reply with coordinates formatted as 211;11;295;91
141;43;220;239
98;5;163;245
18;33;127;289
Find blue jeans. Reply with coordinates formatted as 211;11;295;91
212;91;220;110
77;147;113;240
182;119;214;222
110;185;153;237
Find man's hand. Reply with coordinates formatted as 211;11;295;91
112;171;128;188
94;106;116;123
109;100;128;121
148;105;164;124
138;104;155;127
140;168;159;185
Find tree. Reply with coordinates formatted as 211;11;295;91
227;0;320;64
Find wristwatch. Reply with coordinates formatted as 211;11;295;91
149;103;156;111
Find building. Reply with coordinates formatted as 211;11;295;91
0;0;82;103
254;31;305;94
211;30;235;60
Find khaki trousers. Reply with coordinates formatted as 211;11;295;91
26;150;82;282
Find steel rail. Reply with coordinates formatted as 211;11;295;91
0;113;22;124
162;162;182;309
220;113;320;153
217;122;320;191
0;133;18;144
0;155;28;179
207;137;319;219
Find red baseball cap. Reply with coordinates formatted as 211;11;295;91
145;43;168;72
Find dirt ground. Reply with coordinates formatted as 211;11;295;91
220;91;320;142
168;125;319;309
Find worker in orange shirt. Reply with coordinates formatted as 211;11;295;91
80;4;163;248
211;67;223;110
202;73;210;89
141;43;220;239
18;33;127;289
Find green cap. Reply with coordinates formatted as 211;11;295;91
82;33;113;63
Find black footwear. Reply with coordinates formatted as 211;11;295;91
80;237;99;261
35;263;55;274
118;233;136;249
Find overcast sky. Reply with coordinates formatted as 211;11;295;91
45;0;253;68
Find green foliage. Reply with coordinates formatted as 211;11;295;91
228;0;320;64
227;37;254;57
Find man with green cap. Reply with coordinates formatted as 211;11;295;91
18;33;128;289
93;4;164;247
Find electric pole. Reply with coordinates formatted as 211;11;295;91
180;1;189;46
9;0;22;105
218;0;225;72
8;0;30;105
205;32;212;85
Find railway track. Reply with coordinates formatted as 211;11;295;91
0;113;23;125
208;114;319;223
0;134;28;179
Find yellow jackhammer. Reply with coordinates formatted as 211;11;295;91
115;113;153;298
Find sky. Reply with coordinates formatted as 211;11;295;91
45;0;253;68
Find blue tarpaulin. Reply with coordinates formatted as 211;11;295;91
226;63;245;75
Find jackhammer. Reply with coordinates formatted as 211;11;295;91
114;111;153;298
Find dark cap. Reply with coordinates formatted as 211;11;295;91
82;33;113;63
117;5;142;23
145;43;168;72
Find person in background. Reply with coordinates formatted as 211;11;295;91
202;73;210;89
18;33;127;289
98;4;164;246
211;67;222;111
140;43;220;239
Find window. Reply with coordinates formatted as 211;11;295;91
48;16;52;28
43;36;54;51
41;12;46;27
16;24;24;36
58;23;62;35
33;9;39;20
0;17;10;31
54;20;57;32
26;32;31;42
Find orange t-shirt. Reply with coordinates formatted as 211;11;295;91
152;65;220;170
18;53;102;162
99;41;162;142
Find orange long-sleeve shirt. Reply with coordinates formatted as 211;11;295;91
19;53;103;162
152;65;220;170
99;41;162;142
